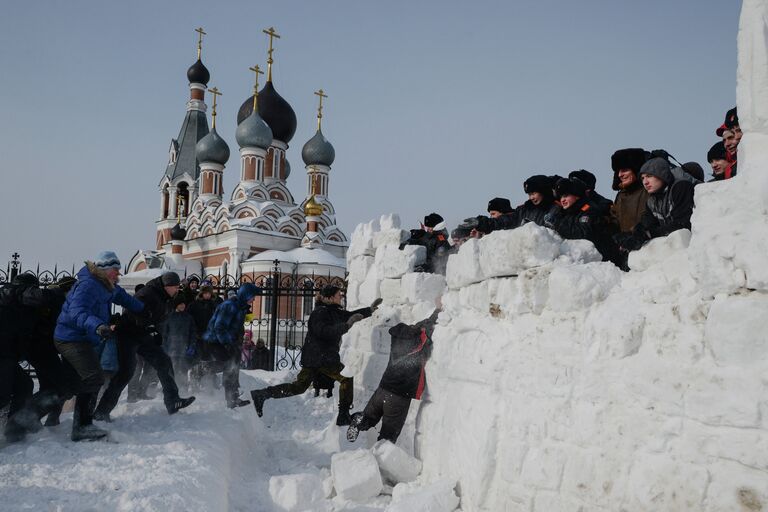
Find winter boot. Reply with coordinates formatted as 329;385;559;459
166;396;196;415
44;402;64;427
226;391;251;409
93;410;112;423
336;407;352;426
326;388;333;399
314;387;320;397
71;424;109;442
346;412;365;442
250;389;268;417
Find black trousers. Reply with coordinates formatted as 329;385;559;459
127;355;158;399
0;358;33;416
195;344;241;405
54;340;105;428
23;340;78;418
96;334;179;415
357;387;412;443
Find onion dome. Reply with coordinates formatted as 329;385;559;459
301;130;335;167
235;111;273;150
196;127;230;165
304;195;324;217
170;223;187;241
187;59;210;85
237;81;297;143
284;158;291;179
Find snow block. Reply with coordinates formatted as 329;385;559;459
358;266;382;306
373;229;409;249
331;449;384;502
380;278;404;304
479;224;561;279
348;255;375;284
557;238;603;264
372;440;423;484
269;473;326;511
348;220;379;260
446;238;483;289
387;479;459;512
628;229;691;272
705;294;768;366
380;213;401;231
546;262;621;312
375;244;426;279
401;272;446;305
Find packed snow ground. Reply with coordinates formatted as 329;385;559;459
0;371;402;512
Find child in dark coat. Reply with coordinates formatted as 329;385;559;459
160;296;197;389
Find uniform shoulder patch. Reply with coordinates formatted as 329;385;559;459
580;204;591;212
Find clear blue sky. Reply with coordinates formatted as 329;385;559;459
0;0;741;270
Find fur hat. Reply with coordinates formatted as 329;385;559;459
487;197;513;214
611;148;648;190
198;284;214;297
639;157;674;185
160;272;181;287
554;178;587;198
319;284;341;298
568;169;597;190
707;141;728;162
523;175;554;195
94;251;121;270
423;213;444;228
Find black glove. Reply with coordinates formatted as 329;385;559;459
370;298;383;312
96;324;115;339
347;313;365;327
543;211;558;228
614;233;646;251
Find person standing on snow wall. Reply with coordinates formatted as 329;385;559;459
250;285;382;426
347;308;439;444
51;251;145;442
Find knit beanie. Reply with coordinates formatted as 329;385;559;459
707;141;728;162
639;157;674;185
94;251;121;270
161;272;181;287
487;197;513;214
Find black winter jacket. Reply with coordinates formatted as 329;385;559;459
300;302;372;368
548;198;618;262
118;277;173;337
400;229;451;274
633;180;695;239
187;298;218;336
484;199;559;233
379;310;438;399
0;283;66;359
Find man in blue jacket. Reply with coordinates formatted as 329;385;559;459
52;251;144;442
196;283;260;408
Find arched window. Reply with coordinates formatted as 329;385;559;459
177;182;190;218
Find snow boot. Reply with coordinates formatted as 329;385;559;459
71;424;109;442
93;410;112;423
166;396;196;415
336;408;352;426
250;389;268;417
346;412;364;442
227;393;251;409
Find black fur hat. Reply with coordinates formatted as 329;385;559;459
611;148;648;190
523;175;554;195
423;213;444;228
554;178;587;198
319;284;340;298
487;197;513;214
568;169;597;190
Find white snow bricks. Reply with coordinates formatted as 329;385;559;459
268;473;327;512
627;228;691;272
386;480;459;512
372;440;423;484
331;449;383;502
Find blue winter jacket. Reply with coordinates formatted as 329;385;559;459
54;264;144;346
203;284;259;345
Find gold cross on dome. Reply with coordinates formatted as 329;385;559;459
249;64;264;111
314;89;328;130
262;27;281;80
208;86;222;128
195;27;206;59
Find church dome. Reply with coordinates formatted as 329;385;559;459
196;127;230;165
301;130;335;167
170;223;187;241
237;81;297;143
187;59;210;85
235;110;273;150
284;158;291;179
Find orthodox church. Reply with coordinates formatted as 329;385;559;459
125;28;347;283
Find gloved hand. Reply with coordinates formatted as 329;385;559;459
370;298;383;311
543;211;558;228
96;324;115;339
347;313;365;327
